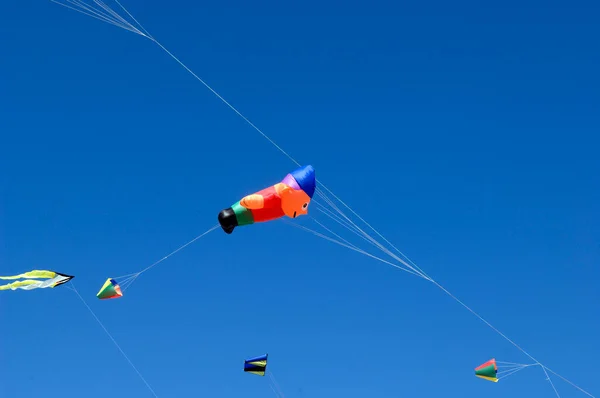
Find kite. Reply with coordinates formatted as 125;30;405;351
244;354;268;376
0;270;74;291
474;358;534;383
475;358;498;382
218;165;316;234
97;278;123;300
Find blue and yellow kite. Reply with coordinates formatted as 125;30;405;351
244;354;268;376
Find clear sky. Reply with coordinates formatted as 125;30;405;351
1;1;598;397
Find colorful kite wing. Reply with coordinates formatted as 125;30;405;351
97;278;123;300
0;270;74;291
475;358;498;382
244;354;268;376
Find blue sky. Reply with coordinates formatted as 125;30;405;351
1;0;598;397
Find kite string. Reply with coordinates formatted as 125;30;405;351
498;366;530;380
269;385;282;398
113;0;153;38
497;363;536;375
149;39;301;167
119;224;220;292
135;224;219;275
50;0;144;35
315;184;431;279
268;371;286;398
497;361;535;366
309;215;362;251
314;190;429;279
426;279;540;363
67;283;159;397
544;367;595;398
282;219;427;279
541;366;562;398
51;3;596;397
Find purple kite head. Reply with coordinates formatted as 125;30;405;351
281;165;316;198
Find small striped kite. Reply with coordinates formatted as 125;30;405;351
244;354;268;376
